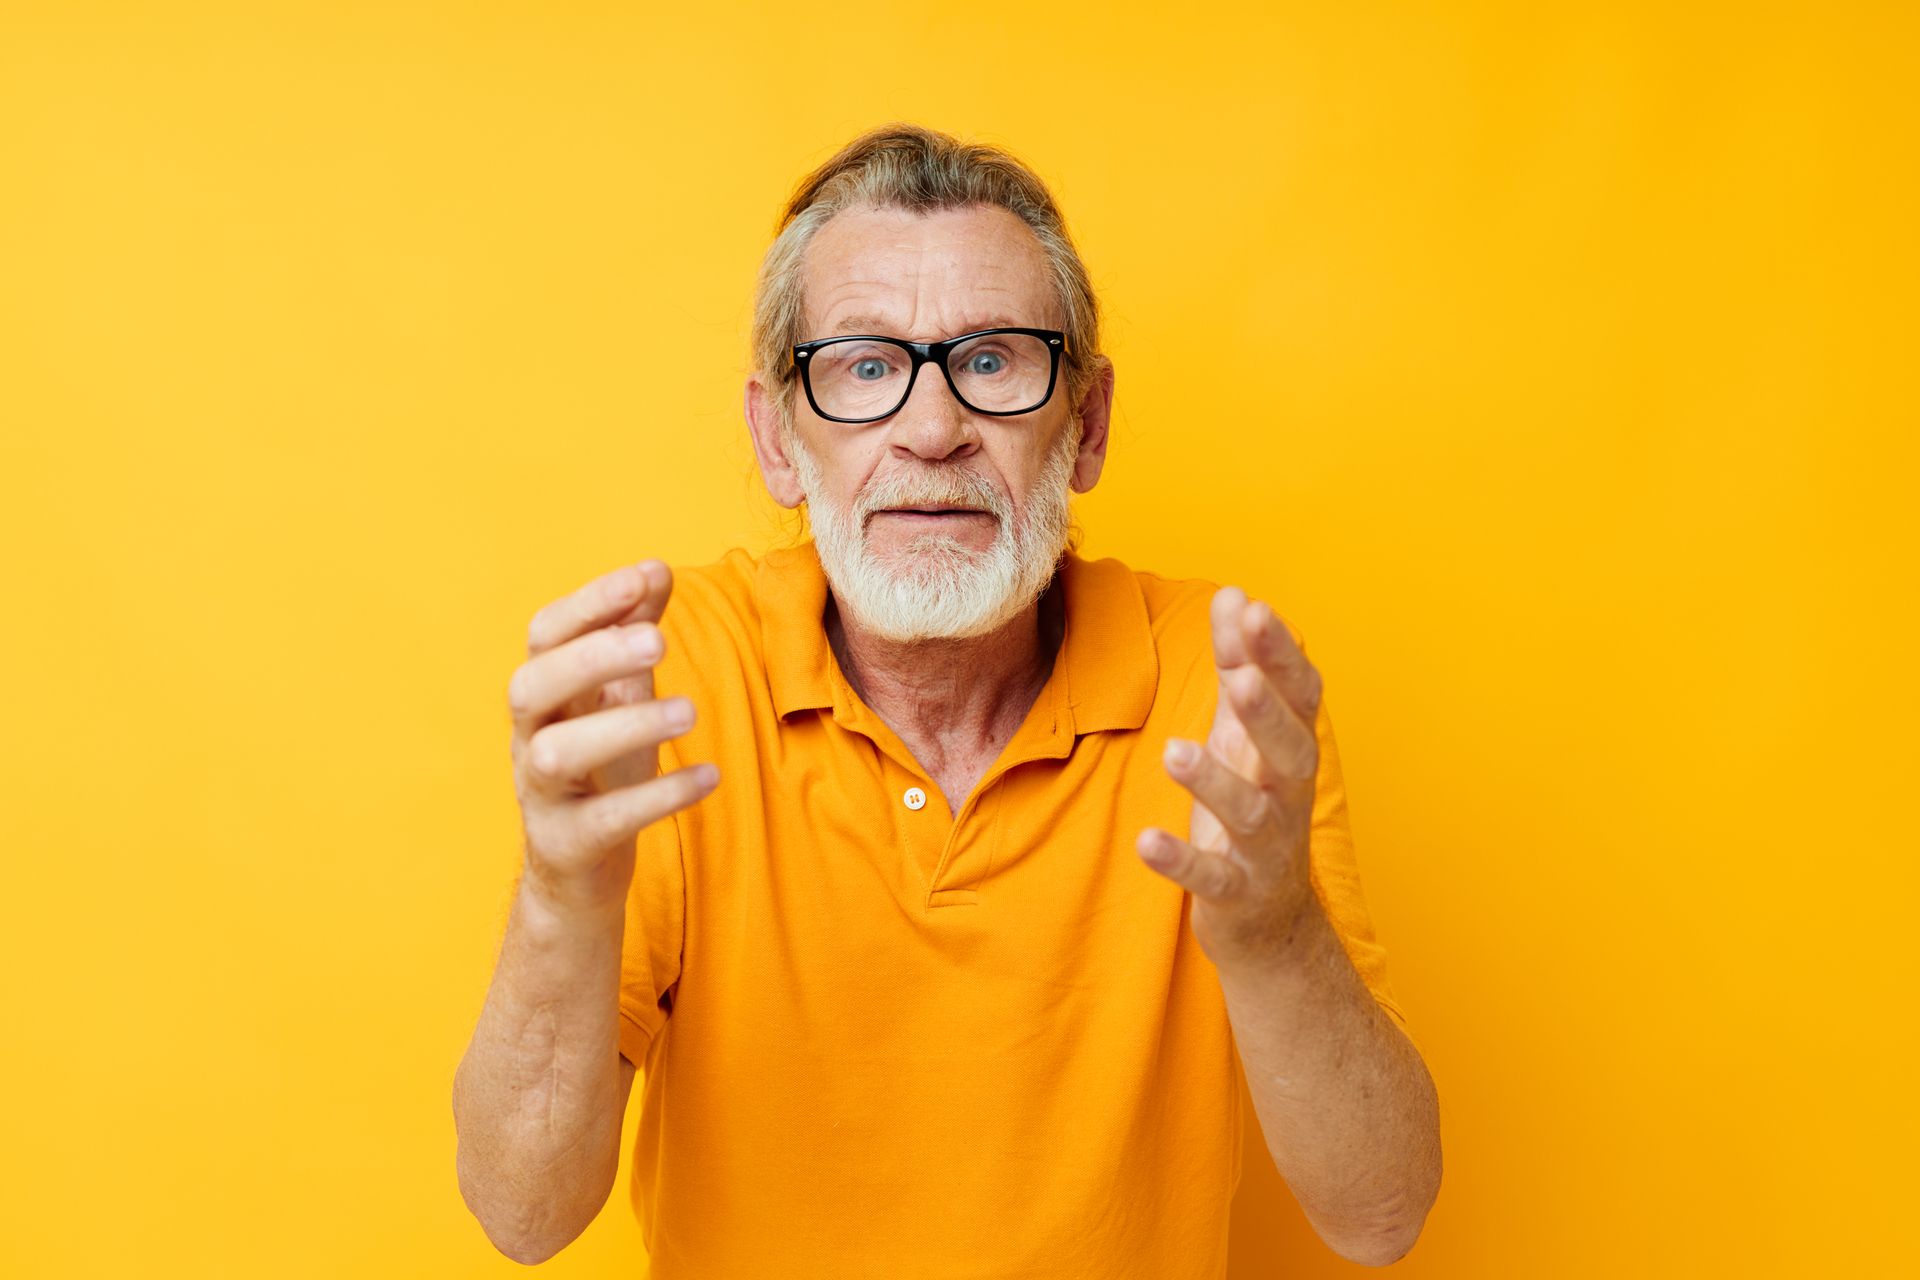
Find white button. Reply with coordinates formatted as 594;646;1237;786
902;786;927;811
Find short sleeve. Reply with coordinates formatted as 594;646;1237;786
1302;684;1411;1035
618;736;688;1068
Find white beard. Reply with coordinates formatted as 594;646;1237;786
788;424;1079;643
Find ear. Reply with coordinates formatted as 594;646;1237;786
1068;357;1116;494
744;373;807;509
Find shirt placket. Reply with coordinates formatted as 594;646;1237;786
827;658;1075;910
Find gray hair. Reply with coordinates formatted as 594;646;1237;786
750;122;1108;429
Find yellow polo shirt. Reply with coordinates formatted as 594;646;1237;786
618;540;1406;1278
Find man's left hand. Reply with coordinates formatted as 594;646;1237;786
1137;585;1322;966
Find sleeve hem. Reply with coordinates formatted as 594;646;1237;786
617;1003;658;1068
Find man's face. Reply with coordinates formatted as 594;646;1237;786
746;202;1113;643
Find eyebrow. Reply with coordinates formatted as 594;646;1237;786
824;314;894;337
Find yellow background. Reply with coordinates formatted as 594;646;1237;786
4;2;1913;1275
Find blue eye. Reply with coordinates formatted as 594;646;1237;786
967;352;1006;375
853;358;889;381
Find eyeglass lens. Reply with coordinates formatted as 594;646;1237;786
806;332;1053;419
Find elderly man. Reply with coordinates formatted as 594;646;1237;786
453;124;1441;1277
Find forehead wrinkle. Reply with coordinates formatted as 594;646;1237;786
801;211;1058;339
822;312;1041;341
816;285;1048;342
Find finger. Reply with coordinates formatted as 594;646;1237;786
1162;736;1281;847
1238;599;1321;727
1136;826;1246;900
1210;585;1253;670
527;560;674;657
1221;664;1318;784
598;561;676;709
508;621;666;737
609;560;674;628
521;696;697;798
571;761;720;854
1201;586;1258;779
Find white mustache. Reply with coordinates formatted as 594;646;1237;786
855;470;1008;523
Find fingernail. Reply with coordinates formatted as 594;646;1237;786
666;698;694;729
1164;739;1199;768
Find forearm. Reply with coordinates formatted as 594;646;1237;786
1215;898;1441;1267
452;878;627;1263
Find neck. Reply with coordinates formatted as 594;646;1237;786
825;568;1067;755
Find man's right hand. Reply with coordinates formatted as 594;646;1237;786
507;559;717;914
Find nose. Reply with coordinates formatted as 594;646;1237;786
884;359;980;464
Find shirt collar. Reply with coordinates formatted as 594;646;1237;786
754;539;1158;735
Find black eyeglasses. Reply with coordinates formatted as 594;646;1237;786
791;326;1066;424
